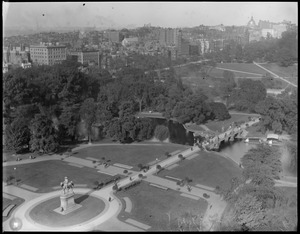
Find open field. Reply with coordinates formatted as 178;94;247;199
205;113;253;132
216;63;267;75
3;160;113;193
259;63;298;85
158;151;242;190
208;68;263;79
74;143;188;170
116;181;208;231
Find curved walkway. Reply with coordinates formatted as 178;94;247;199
3;143;228;231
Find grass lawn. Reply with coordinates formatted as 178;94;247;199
209;68;263;79
216;63;266;75
115;181;208;231
158;151;242;190
74;143;188;170
245;123;265;137
3;160;113;193
205;114;252;132
260;63;298;84
29;194;105;227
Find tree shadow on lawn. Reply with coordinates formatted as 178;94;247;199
74;189;95;204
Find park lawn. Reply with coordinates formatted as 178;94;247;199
3;160;113;193
260;63;298;85
74;143;188;170
116;181;208;231
29;194;105;227
209;67;263;79
245;123;265;137
260;63;297;77
216;63;266;75
205;114;251;132
158;151;242;190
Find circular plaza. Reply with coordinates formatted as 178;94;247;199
5;188;121;231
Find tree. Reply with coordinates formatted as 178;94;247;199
118;100;136;118
255;94;297;134
4;118;30;153
286;140;297;175
233;194;266;229
218;70;236;103
80;98;97;144
209;102;231;120
154;125;169;141
178;154;184;160
229;79;266;112
58;102;81;142
241;144;282;181
29;113;59;153
156;164;162;174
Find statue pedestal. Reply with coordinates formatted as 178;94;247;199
53;192;82;215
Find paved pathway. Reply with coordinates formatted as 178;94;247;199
253;61;297;87
2;143;229;231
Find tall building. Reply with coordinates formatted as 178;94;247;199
69;50;100;66
179;39;190;56
159;28;182;46
246;16;261;42
30;43;67;66
3;45;30;65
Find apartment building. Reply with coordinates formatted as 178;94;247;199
69;50;100;66
30;43;67;66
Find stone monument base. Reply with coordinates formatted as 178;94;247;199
53;192;82;215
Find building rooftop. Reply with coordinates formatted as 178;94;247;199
30;43;66;48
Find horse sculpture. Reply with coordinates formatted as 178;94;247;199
60;177;74;194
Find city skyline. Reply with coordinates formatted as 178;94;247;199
3;2;298;31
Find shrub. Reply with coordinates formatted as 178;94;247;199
176;181;181;186
137;163;143;170
203;193;210;198
185;177;192;183
6;176;14;185
178;154;184;160
154;125;169;141
112;184;118;191
123;170;128;174
138;174;143;179
93;181;99;189
124;181;141;191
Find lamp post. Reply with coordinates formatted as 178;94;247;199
13;167;17;185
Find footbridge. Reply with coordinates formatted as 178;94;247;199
184;117;261;150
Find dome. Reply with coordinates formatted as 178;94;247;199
247;16;257;29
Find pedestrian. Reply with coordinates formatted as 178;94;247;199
109;197;111;202
210;205;212;209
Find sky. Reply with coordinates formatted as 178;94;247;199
3;2;298;30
